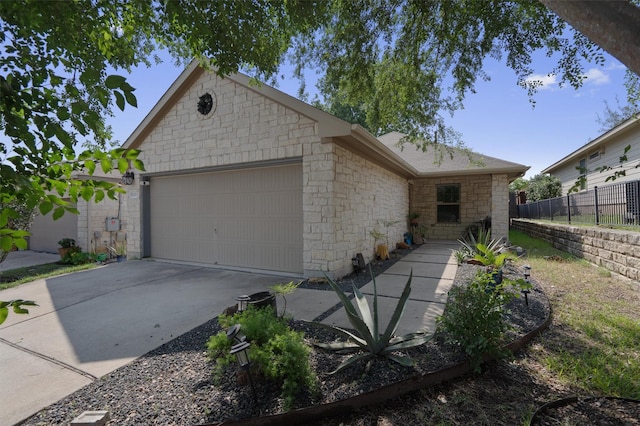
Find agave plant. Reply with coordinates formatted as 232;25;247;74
472;243;513;269
305;267;432;374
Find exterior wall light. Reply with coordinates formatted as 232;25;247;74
122;171;135;185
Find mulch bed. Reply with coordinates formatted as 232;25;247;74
21;245;634;426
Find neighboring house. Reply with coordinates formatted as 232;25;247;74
542;116;640;194
94;61;526;278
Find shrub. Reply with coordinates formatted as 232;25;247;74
437;271;530;372
61;249;94;265
207;306;317;410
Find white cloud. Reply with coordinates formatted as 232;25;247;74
582;68;610;85
525;73;558;91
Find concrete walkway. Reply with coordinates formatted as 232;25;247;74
320;240;458;336
0;241;458;425
1;250;60;272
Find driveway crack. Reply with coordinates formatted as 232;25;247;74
0;337;97;381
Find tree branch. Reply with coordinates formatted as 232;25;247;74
539;0;640;76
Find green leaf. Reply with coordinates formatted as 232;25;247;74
56;107;70;121
0;235;13;252
304;320;367;348
81;186;94;202
13;237;28;250
353;285;375;336
381;271;413;342
100;158;113;173
384;352;413;367
132;159;145;171
94;190;105;203
52;207;65;220
84;159;96;175
124;149;141;160
117;158;129;174
114;91;125;111
327;352;372;375
124;90;137;107
105;74;127;89
0;307;7;325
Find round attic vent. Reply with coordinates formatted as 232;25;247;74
197;92;214;116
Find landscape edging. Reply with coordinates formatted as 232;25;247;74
200;296;553;426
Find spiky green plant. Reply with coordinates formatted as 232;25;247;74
305;268;432;374
472;243;514;269
457;226;502;258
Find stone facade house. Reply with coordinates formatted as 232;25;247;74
543;115;640;194
59;62;528;278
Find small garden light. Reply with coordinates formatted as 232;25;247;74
230;341;257;402
226;324;246;344
524;265;531;281
236;295;251;313
522;265;532;306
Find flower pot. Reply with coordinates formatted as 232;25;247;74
248;291;277;312
58;247;72;259
376;244;389;260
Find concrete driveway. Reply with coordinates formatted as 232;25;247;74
0;260;311;425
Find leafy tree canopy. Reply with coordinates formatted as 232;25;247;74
0;0;322;253
290;0;611;147
509;177;529;193
527;174;562;201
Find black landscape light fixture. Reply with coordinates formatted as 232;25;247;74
226;324;246;344
236;295;251;312
230;341;257;402
524;265;531;281
122;171;135;185
522;265;532;306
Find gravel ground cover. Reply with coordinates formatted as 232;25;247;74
21;248;549;426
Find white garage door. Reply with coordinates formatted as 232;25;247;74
149;163;303;273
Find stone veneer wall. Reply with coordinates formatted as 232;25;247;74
127;71;317;264
324;145;408;278
124;69;406;277
413;174;504;240
511;219;640;281
491;174;509;242
77;197;121;254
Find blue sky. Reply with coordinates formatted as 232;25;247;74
108;51;631;180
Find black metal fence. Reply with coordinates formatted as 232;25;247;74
517;179;640;227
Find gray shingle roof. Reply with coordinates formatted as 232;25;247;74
377;131;529;178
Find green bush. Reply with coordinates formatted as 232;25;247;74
61;249;95;265
437;271;530;372
207;306;317;410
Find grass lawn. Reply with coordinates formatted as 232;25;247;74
327;229;640;425
0;262;98;290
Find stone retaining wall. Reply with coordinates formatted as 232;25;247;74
511;219;640;281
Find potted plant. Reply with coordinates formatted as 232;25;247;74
109;242;127;262
370;228;388;260
413;225;427;245
57;238;78;259
407;212;420;226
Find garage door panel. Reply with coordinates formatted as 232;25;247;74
149;164;302;273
